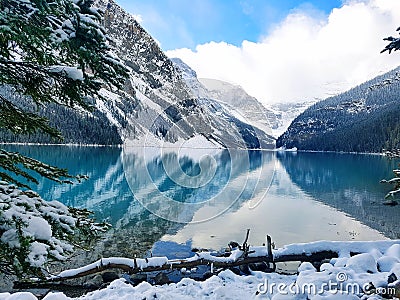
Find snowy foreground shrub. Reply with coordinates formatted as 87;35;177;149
0;181;108;278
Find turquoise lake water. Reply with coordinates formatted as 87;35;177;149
3;145;399;260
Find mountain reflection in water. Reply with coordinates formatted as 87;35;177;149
2;145;397;262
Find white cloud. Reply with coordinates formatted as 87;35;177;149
166;0;400;104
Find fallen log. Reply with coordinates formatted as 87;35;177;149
44;250;274;282
35;233;273;283
15;238;400;287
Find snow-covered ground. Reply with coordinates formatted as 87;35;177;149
1;241;399;300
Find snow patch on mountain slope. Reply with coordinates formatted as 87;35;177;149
269;101;318;138
171;58;315;140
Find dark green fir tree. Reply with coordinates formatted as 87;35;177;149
0;0;128;277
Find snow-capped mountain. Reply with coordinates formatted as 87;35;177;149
199;80;317;138
171;58;314;139
171;58;276;137
90;0;275;149
277;67;400;152
198;78;275;137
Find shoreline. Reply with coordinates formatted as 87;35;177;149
0;142;390;156
0;142;123;147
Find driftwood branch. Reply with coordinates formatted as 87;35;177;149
33;249;337;283
45;254;274;282
242;229;250;251
16;238;399;288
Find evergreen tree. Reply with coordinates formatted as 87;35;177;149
0;0;128;186
0;0;128;277
381;27;400;202
381;27;400;54
381;167;400;200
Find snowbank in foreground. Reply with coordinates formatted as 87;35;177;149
1;242;399;300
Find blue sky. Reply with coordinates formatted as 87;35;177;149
115;0;343;51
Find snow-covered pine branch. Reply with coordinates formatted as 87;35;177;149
0;0;128;109
0;0;129;141
0;181;109;278
377;30;400;203
0;0;129;183
381;167;400;200
381;26;400;54
0;0;127;279
0;147;88;188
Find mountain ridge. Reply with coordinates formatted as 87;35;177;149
171;57;315;139
277;66;400;152
0;0;275;149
